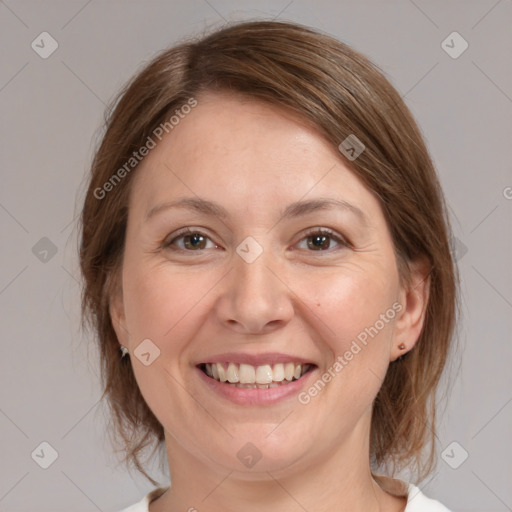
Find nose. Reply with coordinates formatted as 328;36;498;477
214;247;295;334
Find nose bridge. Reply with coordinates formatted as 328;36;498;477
216;240;293;332
236;247;274;295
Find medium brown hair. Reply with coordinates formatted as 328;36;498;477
79;20;459;485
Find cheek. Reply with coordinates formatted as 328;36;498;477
123;263;209;341
300;266;397;407
304;268;395;348
121;265;209;427
299;277;393;418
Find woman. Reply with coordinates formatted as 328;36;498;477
79;20;459;512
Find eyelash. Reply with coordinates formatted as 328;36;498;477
162;227;350;253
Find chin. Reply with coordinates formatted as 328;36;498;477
200;434;309;476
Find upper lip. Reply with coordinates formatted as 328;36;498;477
196;352;317;367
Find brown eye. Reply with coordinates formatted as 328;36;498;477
164;230;216;251
307;233;332;251
183;233;207;250
296;229;347;252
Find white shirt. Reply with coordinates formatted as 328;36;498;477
118;478;451;512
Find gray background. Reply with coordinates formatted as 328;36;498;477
1;1;511;511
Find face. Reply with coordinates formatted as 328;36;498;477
111;92;427;478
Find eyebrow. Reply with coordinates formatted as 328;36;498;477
145;196;368;226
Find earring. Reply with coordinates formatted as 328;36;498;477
398;343;406;350
120;345;129;358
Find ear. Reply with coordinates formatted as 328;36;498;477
390;258;431;362
109;274;130;348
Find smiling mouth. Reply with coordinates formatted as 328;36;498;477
198;362;316;389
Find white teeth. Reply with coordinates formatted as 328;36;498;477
227;363;239;383
272;363;285;382
203;361;311;385
239;363;256;384
217;363;228;382
284;362;295;381
255;364;273;384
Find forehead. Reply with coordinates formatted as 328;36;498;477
140;91;332;171
129;92;376;221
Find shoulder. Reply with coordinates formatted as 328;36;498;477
405;482;451;512
117;487;169;512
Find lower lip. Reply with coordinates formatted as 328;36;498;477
196;366;317;405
